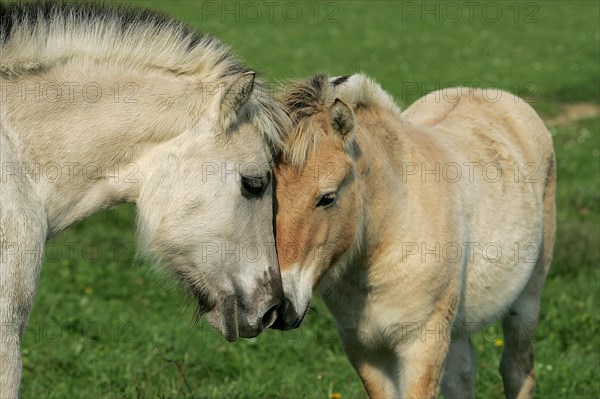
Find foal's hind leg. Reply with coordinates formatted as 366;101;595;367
441;336;476;399
499;156;556;399
499;284;542;399
499;250;554;399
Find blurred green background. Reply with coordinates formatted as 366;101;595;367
17;1;599;398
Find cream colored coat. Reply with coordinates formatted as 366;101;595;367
274;74;555;399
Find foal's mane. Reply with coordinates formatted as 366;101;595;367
0;2;288;152
280;73;401;165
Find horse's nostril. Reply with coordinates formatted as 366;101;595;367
261;304;279;329
269;298;292;330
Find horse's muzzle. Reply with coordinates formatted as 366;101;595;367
270;298;306;330
259;300;281;330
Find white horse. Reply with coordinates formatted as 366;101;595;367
0;3;289;397
272;74;556;398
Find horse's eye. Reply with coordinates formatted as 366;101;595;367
316;192;336;208
241;174;269;198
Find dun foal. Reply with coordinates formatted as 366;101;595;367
272;74;555;398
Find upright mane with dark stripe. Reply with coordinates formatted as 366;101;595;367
283;74;330;123
279;73;401;165
278;74;330;165
0;2;288;154
0;2;246;77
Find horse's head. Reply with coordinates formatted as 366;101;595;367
136;72;288;341
272;75;364;330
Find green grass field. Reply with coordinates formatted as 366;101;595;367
18;1;599;398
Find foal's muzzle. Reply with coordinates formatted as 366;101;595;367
270;298;307;330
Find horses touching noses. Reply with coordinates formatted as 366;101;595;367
271;298;304;331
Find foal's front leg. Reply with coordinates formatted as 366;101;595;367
339;332;399;398
338;299;456;398
440;336;477;399
394;314;454;398
341;312;454;399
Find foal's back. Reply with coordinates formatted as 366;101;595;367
400;87;555;325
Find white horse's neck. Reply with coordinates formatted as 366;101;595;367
0;3;263;237
1;67;216;236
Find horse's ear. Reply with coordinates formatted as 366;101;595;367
219;71;255;130
329;98;355;138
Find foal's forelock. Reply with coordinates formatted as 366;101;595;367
279;73;401;166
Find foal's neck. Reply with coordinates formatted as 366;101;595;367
1;67;211;236
353;107;407;260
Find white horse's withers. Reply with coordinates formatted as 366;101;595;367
0;4;289;397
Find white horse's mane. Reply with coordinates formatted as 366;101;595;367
0;2;288;152
0;2;242;78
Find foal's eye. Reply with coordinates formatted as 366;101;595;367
316;192;337;208
241;174;269;198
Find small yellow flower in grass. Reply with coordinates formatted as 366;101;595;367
331;393;342;399
494;338;503;347
84;287;93;295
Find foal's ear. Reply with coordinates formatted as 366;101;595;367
219;71;255;130
329;98;355;138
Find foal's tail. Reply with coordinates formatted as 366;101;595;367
540;150;557;278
